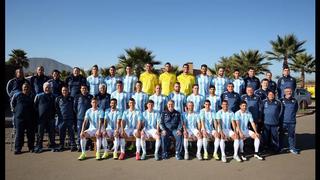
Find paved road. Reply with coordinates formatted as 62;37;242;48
5;113;315;180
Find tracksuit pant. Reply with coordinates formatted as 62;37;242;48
161;129;183;157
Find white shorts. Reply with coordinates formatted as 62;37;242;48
187;129;200;137
203;129;217;138
242;130;255;138
84;128;97;137
103;129;115;137
124;128;138;137
222;129;235;138
145;129;158;139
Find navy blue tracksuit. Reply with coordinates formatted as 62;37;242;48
268;80;277;94
254;88;271;101
74;93;93;146
221;91;241;113
261;99;283;151
47;78;65;98
55;95;76;148
241;94;262;132
10;92;36;152
244;76;260;92
279;97;298;151
277;75;297;99
34;92;56;149
65;75;87;97
95;92;111;111
6;78;30;99
160;109;183;158
29;75;50;95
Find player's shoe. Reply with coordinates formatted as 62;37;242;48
184;152;189;160
240;153;247;161
203;152;209;160
141;153;146;160
102;152;109;159
154;153;159;161
221;155;227;163
118;152;125;160
254;153;264;160
289;149;300;155
78;153;86;160
113;152;118;159
96;152;101;160
135;152;141;160
213;152;220;160
233;155;242;162
196;153;202;160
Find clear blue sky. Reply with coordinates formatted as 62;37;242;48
5;0;315;80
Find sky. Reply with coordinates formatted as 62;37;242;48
5;0;315;80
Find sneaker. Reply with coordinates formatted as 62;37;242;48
141;153;146;160
254;153;264;160
233;155;242;162
102;152;109;159
135;152;141;160
78;153;86;160
14;150;22;155
175;154;182;160
113;152;118;159
154;153;159;161
196;153;202;160
184;152;189;160
240;153;247;161
221;155;227;163
213;152;220;160
96;152;101;160
118;152;125;160
162;153;168;160
203;152;208;160
35;148;43;154
289;149;300;155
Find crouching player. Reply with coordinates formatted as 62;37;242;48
200;100;221;160
234;101;264;161
182;101;203;160
216;100;241;162
120;98;144;160
102;98;122;159
142;100;161;160
78;97;104;160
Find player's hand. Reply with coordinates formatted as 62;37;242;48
176;130;182;136
161;130;167;136
255;132;260;139
183;130;188;137
202;129;208;137
95;130;100;137
239;132;244;139
221;132;226;140
80;131;85;138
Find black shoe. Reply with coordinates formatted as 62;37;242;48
35;148;43;153
71;146;78;152
254;153;264;160
14;150;22;155
58;146;65;152
77;147;82;152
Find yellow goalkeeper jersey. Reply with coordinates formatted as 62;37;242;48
177;73;195;96
139;72;158;95
159;72;176;96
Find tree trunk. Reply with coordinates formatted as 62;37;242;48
283;55;288;68
301;70;305;89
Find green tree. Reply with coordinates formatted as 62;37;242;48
7;49;29;69
266;34;306;68
233;49;271;77
289;52;315;88
116;47;161;77
214;56;238;78
60;70;71;81
100;67;110;78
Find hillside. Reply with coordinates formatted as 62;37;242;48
23;58;73;75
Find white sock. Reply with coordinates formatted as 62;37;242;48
136;138;141;154
120;138;126;153
239;139;244;153
184;139;189;153
155;139;160;155
96;138;101;153
141;139;146;154
214;138;220;154
197;138;203;155
254;138;260;153
80;138;86;153
114;137;119;153
203;138;208;153
234;139;239;156
102;138;108;152
220;139;225;156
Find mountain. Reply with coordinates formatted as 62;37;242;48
23;58;73;75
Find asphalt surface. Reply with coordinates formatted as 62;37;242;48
5;111;315;180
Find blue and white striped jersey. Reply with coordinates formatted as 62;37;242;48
168;92;187;113
212;76;229;97
199;108;216;131
206;95;221;112
196;74;213;97
149;94;168;114
142;110;160;130
104;76;121;94
132;92;149;112
216;109;234;130
231;78;245;96
234;110;253;132
87;75;104;96
122;109;142;129
182;112;200;130
111;91;129;112
84;108;105;129
122;75;138;97
104;108;122;130
187;94;205;113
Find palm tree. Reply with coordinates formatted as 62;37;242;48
266;34;306;68
100;67;110;77
289;52;315;88
116;47;161;77
233;49;271;77
7;49;29;69
214;56;238;78
60;70;71;81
